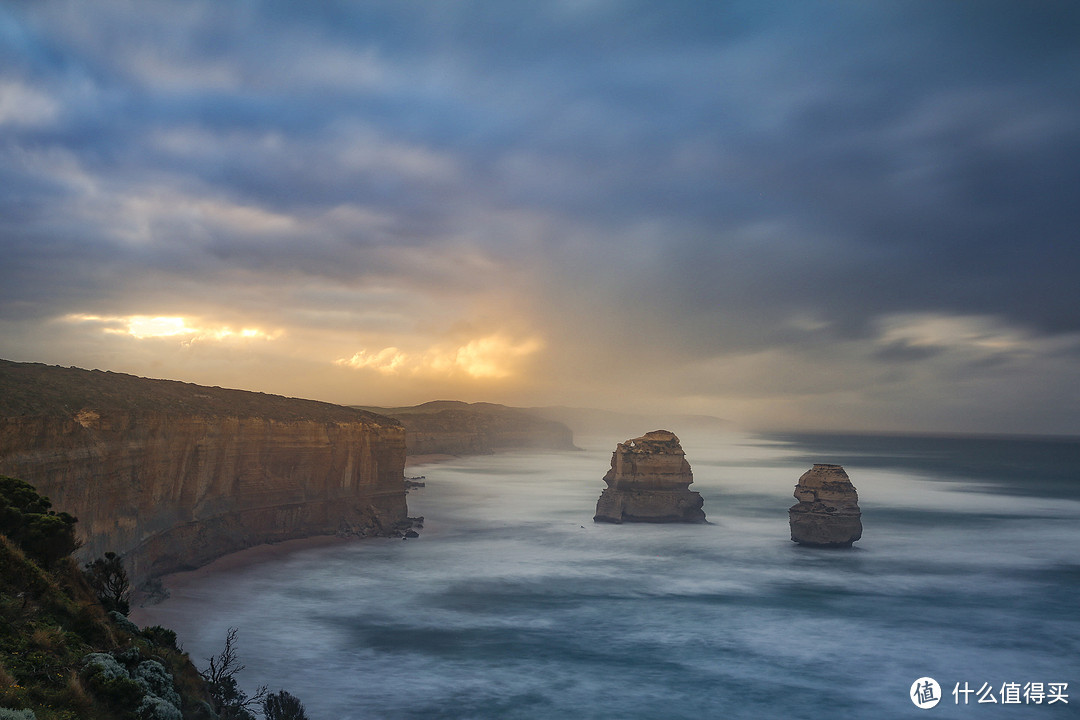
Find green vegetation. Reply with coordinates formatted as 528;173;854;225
1;475;311;719
0;477;78;569
0;358;397;426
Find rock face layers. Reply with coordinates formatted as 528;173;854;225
788;464;862;547
0;360;407;584
593;430;706;524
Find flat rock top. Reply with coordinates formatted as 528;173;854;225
620;430;683;453
796;463;853;487
0;359;398;425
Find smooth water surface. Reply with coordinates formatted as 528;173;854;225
137;430;1080;718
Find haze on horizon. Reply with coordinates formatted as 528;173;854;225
2;2;1079;435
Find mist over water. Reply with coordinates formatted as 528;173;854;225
138;431;1080;719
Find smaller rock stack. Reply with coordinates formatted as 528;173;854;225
593;430;706;524
788;464;862;547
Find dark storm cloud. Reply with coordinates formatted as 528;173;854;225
2;0;1079;430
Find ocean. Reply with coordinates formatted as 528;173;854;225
135;430;1080;719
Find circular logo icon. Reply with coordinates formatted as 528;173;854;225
911;677;942;709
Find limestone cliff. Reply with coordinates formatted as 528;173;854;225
593;430;706;523
788;463;862;547
0;360;407;584
361;401;578;456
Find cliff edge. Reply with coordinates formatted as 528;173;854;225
0;359;408;584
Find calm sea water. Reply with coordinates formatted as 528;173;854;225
137;430;1080;719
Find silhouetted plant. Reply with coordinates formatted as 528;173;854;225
263;689;309;720
200;628;266;720
84;551;131;615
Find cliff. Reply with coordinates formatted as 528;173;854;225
788;463;862;547
359;401;578;456
593;430;706;523
0;360;408;584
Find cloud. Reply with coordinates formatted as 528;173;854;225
1;1;1079;432
338;334;544;380
63;313;281;344
0;80;59;127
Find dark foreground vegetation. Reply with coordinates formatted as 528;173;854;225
0;475;309;720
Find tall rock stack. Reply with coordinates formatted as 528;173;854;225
788;464;862;547
593;430;706;524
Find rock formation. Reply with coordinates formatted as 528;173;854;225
788;464;862;547
0;360;408;584
593;430;706;523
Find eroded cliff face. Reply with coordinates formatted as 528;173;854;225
593;430;706;523
0;361;407;584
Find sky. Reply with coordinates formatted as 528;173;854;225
2;1;1079;434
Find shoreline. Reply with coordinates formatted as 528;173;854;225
132;452;458;623
128;533;358;624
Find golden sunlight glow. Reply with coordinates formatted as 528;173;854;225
63;313;280;343
337;334;543;379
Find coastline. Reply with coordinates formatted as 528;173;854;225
131;452;458;623
128;533;357;624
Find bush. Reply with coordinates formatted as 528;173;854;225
140;627;178;651
0;476;78;567
0;709;36;720
83;552;131;615
135;694;181;720
134;661;181;709
81;653;128;682
81;652;143;713
263;689;309;720
108;611;140;636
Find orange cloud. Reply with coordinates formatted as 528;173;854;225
337;334;543;380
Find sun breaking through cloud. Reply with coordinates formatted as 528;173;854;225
63;314;280;343
337;334;543;380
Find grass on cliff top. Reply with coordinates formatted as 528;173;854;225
0;359;399;426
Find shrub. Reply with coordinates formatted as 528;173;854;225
83;552;131;615
134;661;181;709
140;627;178;651
81;653;127;682
135;694;181;720
263;689;309;720
81;652;144;712
108;611;140;636
0;709;36;720
0;476;78;567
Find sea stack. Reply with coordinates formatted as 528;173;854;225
788;464;862;547
593;430;706;524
